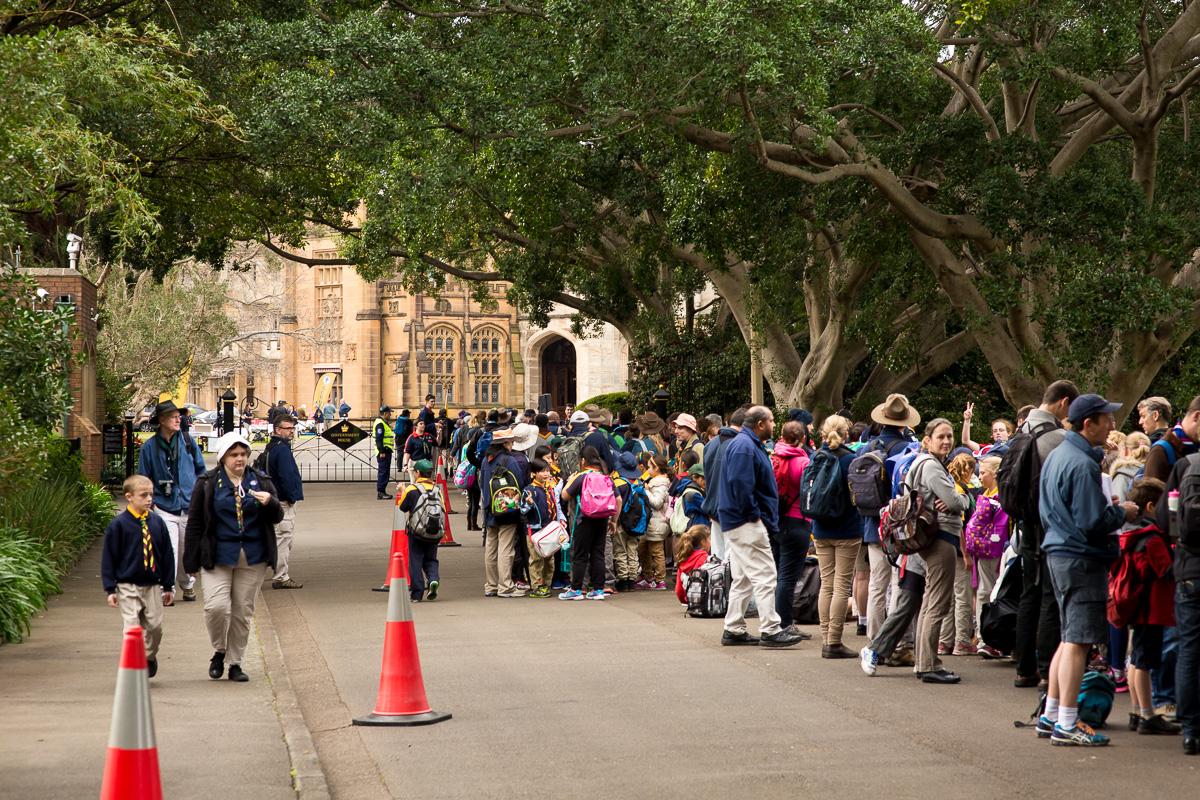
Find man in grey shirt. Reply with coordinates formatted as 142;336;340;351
1013;380;1078;688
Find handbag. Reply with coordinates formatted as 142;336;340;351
530;519;569;559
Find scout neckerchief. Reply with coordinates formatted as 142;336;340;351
129;506;154;569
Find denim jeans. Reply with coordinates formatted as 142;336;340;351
1175;580;1200;737
774;517;811;629
1152;625;1178;707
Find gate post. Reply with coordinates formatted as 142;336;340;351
123;412;134;478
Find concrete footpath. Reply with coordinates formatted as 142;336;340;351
0;528;300;798
268;484;1198;799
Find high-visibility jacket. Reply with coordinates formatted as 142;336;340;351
374;417;395;454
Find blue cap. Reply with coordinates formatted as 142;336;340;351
1067;393;1121;426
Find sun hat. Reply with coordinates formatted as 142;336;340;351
150;400;180;423
637;412;665;435
512;423;540;453
491;428;516;443
615;451;642;482
215;433;251;464
870;394;921;429
674;413;699;433
583;404;612;426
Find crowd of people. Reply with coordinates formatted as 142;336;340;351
379;385;1200;754
103;384;1200;756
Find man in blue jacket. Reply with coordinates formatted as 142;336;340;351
701;405;747;560
715;406;802;649
1037;394;1138;747
137;400;206;602
265;415;304;589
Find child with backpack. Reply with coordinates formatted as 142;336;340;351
559;446;621;601
675;524;712;604
964;456;1009;658
1110;477;1180;734
940;452;980;656
637;454;673;590
805;415;861;659
522;458;561;598
397;459;445;602
611;452;644;591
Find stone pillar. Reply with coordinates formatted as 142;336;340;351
23;268;106;480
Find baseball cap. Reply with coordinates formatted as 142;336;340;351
1067;393;1121;426
569;410;589;425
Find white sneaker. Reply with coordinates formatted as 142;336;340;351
860;646;879;676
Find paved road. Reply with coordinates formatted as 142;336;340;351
0;534;296;799
266;484;1200;799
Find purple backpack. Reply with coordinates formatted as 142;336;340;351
964;495;1009;560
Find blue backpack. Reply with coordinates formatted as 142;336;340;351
474;429;494;461
618;480;651;536
888;444;922;499
1134;438;1177;481
1077;670;1116;727
799;447;850;521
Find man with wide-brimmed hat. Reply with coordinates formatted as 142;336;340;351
580;404;616;472
137;400;206;602
857;394;921;642
480;427;530;597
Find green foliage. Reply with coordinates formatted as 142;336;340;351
0;481;90;573
0;273;74;429
629;328;757;416
80;483;116;541
0;530;60;644
575;392;630;414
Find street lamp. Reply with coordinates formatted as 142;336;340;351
65;232;83;271
653;385;670;420
221;388;236;435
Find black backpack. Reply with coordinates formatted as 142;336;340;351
996;421;1057;524
252;440;277;477
1178;453;1200;553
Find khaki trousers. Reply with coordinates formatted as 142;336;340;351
940;554;975;647
527;533;555;589
638;538;666;582
273;502;296;581
484;523;519;595
815;538;861;646
866;543;892;639
723;520;782;637
201;549;268;665
612;528;640;581
153;509;196;592
914;539;957;673
116;583;164;659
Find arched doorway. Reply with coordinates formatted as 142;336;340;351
540;337;576;414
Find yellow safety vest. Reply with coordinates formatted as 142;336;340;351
374;417;395;453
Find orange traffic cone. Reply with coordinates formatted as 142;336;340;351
373;505;406;592
353;551;452;727
100;626;162;800
435;474;460;547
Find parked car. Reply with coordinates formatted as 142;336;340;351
132;403;207;431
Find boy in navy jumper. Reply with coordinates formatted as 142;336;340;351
102;475;175;677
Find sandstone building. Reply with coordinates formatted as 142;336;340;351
191;235;629;418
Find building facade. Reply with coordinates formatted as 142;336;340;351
192;235;628;418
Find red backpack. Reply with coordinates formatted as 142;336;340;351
1107;524;1171;627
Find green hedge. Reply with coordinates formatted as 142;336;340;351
0;530;61;644
575;392;630;414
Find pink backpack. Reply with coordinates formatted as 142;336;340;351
579;472;619;518
963;495;1009;560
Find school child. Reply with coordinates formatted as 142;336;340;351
675;525;712;604
101;475;175;678
397;459;443;602
1112;478;1180;735
523;458;561;598
637;454;673;590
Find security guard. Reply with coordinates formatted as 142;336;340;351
374;405;396;499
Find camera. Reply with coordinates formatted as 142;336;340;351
158;479;174;497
